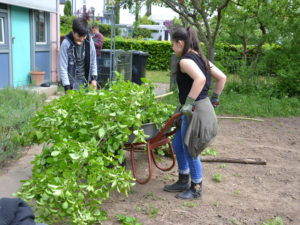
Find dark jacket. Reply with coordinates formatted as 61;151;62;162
0;198;35;225
59;32;97;90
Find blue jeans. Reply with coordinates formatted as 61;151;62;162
172;115;202;183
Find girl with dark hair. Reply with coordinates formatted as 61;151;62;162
164;27;226;200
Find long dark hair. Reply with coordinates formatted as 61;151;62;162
171;27;210;72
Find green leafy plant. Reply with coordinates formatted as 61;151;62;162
0;87;45;166
261;217;284;225
16;77;174;224
182;201;196;208
201;147;218;156
116;213;141;225
213;173;223;182
220;164;226;168
141;204;159;218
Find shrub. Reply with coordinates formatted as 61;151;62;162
0;88;44;166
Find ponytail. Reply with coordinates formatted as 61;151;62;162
172;27;210;72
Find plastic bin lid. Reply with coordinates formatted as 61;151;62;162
101;49;125;53
128;50;149;56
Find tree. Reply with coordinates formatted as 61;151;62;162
157;0;231;62
64;0;72;16
219;0;292;64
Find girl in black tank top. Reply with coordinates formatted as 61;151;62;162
176;52;211;105
163;27;226;200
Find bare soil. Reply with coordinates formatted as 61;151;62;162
101;117;300;225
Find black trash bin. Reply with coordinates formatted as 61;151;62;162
128;50;149;85
97;49;115;87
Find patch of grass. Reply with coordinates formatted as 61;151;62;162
155;72;300;117
201;147;218;156
261;217;283;225
213;173;223;182
140;204;159;218
182;201;197;208
146;70;171;83
116;213;141;225
0;87;45;166
216;91;300;117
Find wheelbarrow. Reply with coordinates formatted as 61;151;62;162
124;112;181;184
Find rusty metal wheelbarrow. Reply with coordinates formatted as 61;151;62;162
124;112;181;184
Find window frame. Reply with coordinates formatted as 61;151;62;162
0;17;4;44
34;10;47;45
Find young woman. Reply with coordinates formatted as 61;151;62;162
164;27;226;200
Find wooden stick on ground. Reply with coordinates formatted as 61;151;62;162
201;157;267;165
217;116;264;122
155;91;174;99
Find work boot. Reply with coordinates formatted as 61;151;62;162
175;181;202;200
164;173;190;192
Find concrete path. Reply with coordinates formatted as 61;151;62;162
0;83;170;198
0;145;43;198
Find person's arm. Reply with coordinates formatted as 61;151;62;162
209;62;226;94
89;37;97;89
180;59;206;100
209;62;227;107
59;40;71;91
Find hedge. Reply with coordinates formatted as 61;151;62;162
103;37;173;71
102;37;283;72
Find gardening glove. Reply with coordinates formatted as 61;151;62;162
180;96;195;118
64;85;71;93
210;90;220;108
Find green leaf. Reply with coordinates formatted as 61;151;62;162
69;153;80;160
35;131;43;140
62;201;68;209
51;151;60;157
98;128;105;138
79;128;88;134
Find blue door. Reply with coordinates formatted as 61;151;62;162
0;11;10;88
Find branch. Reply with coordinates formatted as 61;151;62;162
201;157;267;165
191;0;211;42
212;0;231;46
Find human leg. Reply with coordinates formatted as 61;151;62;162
164;116;190;192
175;116;203;199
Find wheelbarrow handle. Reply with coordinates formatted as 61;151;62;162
150;112;181;142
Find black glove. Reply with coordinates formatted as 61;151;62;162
210;90;220;108
64;85;71;93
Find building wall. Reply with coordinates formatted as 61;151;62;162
51;12;59;82
11;6;31;87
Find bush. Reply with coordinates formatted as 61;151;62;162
102;37;173;71
60;16;77;36
0;88;45;166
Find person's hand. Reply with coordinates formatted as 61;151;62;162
180;96;195;117
64;85;71;94
91;80;97;90
210;90;220;108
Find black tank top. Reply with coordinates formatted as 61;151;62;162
176;52;211;105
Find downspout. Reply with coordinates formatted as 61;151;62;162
56;0;60;82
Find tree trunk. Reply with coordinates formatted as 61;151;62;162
146;0;151;17
242;36;247;64
208;45;215;63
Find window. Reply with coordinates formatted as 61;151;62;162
34;11;46;44
0;17;4;44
